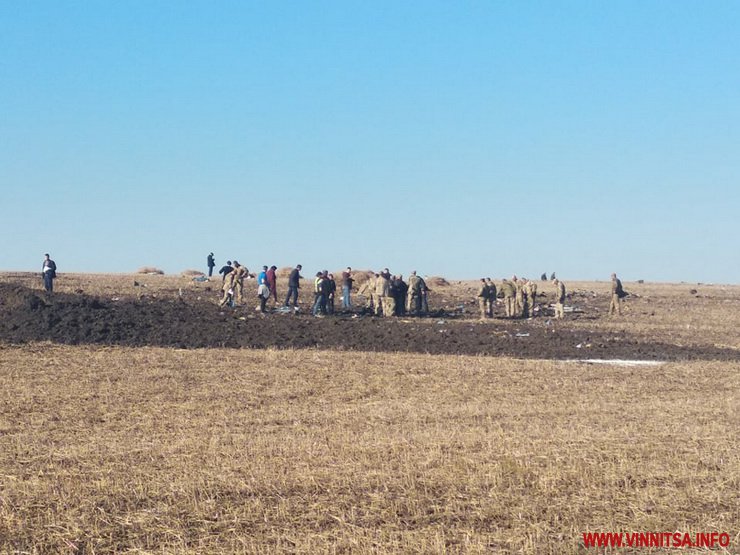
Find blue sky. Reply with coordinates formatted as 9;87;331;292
2;1;738;283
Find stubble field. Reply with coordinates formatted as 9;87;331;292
0;273;738;553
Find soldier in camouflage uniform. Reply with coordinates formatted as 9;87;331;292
419;275;430;314
609;273;625;316
354;274;376;312
525;279;538;318
231;261;248;304
219;269;236;308
500;278;516;318
553;278;566;319
407;271;421;314
476;279;488;319
513;276;525;318
375;271;394;316
485;278;497;317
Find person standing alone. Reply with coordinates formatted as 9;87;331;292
609;273;626;316
553;278;566;319
42;253;57;294
207;253;215;277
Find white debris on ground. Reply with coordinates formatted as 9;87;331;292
562;359;666;367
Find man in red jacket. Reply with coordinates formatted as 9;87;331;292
266;265;278;305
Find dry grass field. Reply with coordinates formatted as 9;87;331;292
0;273;739;553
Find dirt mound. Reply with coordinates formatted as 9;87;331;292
0;284;49;311
349;271;375;285
277;267;294;278
0;284;736;361
427;276;450;287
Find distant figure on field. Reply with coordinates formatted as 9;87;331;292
406;272;418;313
284;264;303;308
312;271;329;316
419;275;430;314
357;273;377;312
553;278;566;319
512;275;524;317
476;278;489;319
231;261;248;304
609;273;626;316
525;279;538;318
219;261;234;282
500;278;516;318
42;253;57;294
407;271;422;314
375;270;394;316
392;275;408;316
485;278;497;317
257;280;270;313
541;273;548;281
341;267;354;309
207;253;215;277
266;265;278;304
219;269;236;308
550;272;556;280
326;273;337;315
311;272;322;315
519;277;530;318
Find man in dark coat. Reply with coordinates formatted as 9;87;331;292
42;253;57;294
392;275;408;316
284;265;303;308
219;261;233;282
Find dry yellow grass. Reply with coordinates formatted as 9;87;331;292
1;344;738;553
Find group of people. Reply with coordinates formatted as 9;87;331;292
306;268;434;318
34;253;625;320
216;260;251;309
208;254;628;319
474;275;568;319
216;259;299;313
354;270;431;317
209;257;434;317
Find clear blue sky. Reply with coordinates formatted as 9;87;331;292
2;1;738;283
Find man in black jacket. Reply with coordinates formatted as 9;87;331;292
392;275;408;316
219;261;233;282
284;265;303;308
326;273;337;315
42;253;57;294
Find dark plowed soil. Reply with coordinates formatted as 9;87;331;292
0;284;735;361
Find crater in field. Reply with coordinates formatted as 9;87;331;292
0;283;736;361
